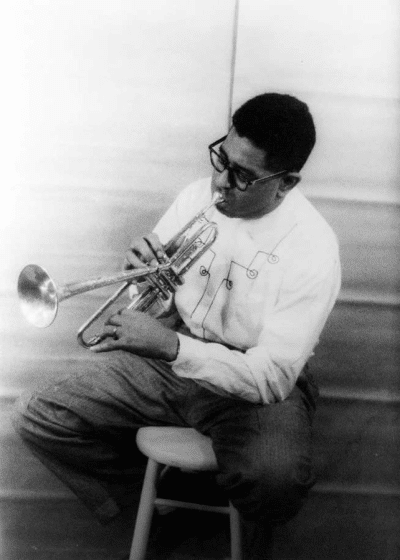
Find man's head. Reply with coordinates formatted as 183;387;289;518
210;93;316;219
232;93;316;173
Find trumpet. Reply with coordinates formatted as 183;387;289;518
18;192;223;348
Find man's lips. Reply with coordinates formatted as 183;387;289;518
215;191;229;203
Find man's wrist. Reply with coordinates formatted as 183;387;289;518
163;332;180;362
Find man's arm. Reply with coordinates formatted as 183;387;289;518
169;253;341;404
89;183;201;357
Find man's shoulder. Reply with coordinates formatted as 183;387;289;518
284;188;339;255
292;189;336;231
179;177;212;201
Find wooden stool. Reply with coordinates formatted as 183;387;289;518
129;426;243;560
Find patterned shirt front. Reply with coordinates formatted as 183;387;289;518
153;177;341;404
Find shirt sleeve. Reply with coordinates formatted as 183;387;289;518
170;249;341;404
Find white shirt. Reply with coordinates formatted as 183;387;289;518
153;178;341;404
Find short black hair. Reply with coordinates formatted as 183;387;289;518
232;93;316;172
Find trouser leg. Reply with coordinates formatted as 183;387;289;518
187;371;319;559
12;351;192;523
13;346;318;558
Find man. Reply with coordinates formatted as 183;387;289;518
14;93;341;559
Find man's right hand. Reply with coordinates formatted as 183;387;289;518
124;233;167;270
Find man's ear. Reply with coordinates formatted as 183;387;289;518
277;172;301;198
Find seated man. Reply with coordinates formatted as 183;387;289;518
13;93;341;559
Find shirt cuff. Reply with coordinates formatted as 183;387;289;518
169;333;205;373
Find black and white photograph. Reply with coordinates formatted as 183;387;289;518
1;1;399;559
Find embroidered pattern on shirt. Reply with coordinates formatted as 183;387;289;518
187;250;276;339
188;223;298;340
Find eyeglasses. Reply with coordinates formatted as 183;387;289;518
208;136;287;192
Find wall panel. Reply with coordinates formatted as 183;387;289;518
2;0;236;289
1;0;236;395
232;0;400;203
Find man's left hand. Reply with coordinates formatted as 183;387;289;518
90;309;179;361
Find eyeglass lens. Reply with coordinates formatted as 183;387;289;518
210;149;250;191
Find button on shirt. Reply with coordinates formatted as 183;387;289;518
153;178;341;404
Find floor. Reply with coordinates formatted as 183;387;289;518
2;489;400;560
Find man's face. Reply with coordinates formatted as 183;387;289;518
211;128;292;219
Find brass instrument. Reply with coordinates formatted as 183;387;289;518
18;192;223;348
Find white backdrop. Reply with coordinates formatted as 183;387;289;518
233;0;400;203
1;0;236;294
0;0;236;395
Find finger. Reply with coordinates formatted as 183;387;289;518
124;237;161;271
124;251;147;270
104;314;123;327
143;233;167;262
101;325;120;340
134;237;160;263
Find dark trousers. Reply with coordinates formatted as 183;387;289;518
13;350;319;559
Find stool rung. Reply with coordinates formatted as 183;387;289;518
155;497;231;514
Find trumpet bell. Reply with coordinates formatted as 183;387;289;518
18;264;59;328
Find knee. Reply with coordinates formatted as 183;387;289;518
259;455;314;503
12;386;59;448
12;390;39;441
221;455;315;520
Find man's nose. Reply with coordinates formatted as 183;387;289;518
214;169;234;190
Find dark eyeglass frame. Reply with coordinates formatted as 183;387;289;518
208;135;288;192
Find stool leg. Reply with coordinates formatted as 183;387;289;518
229;502;243;560
129;458;162;560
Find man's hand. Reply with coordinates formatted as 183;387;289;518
89;309;179;361
124;233;167;270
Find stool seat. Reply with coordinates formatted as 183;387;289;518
136;426;218;471
130;426;243;560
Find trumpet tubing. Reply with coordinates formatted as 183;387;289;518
18;192;223;348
